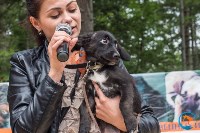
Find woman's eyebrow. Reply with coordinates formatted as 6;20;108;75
46;0;77;13
66;0;77;7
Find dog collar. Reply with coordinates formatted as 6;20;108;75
81;61;104;80
65;62;88;69
88;63;104;71
65;61;100;69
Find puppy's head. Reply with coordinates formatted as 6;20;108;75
179;76;200;112
72;30;130;65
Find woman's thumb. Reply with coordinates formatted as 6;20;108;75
93;81;106;102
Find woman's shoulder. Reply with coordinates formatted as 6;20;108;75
10;45;46;64
11;48;35;62
13;48;35;56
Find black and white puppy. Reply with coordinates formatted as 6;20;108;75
72;31;141;133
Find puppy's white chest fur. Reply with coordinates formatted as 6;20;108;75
88;70;108;91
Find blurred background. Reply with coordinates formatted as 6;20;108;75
1;0;200;82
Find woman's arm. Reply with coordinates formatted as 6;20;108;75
93;83;127;131
94;82;160;133
8;52;66;133
137;102;161;133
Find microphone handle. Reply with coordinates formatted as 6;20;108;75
57;42;69;62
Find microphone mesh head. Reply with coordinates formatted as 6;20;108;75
56;23;72;35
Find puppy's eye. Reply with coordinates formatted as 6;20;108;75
100;37;109;44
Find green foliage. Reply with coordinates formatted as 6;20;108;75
94;0;200;73
0;49;15;81
0;0;34;81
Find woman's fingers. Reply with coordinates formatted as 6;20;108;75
49;37;70;51
48;31;71;48
47;31;77;82
69;37;78;52
93;82;107;103
48;39;63;55
94;95;107;120
48;31;77;58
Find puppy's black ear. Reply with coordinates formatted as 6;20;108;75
71;32;94;52
117;44;131;61
71;39;83;52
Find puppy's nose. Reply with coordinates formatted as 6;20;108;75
113;53;120;59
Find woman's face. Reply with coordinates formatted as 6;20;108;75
32;0;81;41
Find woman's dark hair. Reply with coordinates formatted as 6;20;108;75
26;0;45;45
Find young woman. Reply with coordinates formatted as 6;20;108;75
7;0;160;132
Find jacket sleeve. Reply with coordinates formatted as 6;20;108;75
138;101;161;133
118;60;161;133
7;53;66;133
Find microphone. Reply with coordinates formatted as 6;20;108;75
56;23;72;62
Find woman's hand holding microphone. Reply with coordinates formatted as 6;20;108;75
48;24;78;83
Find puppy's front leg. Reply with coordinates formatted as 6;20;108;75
119;86;141;133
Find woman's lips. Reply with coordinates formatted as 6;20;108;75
71;26;76;34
